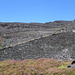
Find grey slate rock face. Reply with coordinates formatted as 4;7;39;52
67;61;75;68
71;60;75;64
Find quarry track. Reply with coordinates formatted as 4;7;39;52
0;34;50;50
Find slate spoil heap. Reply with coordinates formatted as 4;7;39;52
0;20;75;61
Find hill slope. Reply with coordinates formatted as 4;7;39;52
0;20;75;61
0;32;75;61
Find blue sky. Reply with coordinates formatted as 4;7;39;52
0;0;75;23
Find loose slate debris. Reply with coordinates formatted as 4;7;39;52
0;20;75;61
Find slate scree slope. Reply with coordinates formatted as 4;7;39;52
0;20;75;61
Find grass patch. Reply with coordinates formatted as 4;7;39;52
0;58;74;75
29;60;36;64
58;64;67;69
0;62;5;66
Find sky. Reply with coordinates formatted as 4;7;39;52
0;0;75;23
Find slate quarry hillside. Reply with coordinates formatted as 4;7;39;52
0;32;75;61
0;20;75;61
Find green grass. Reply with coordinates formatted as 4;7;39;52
58;64;67;69
0;62;5;66
29;60;36;64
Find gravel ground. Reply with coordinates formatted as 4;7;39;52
0;32;75;61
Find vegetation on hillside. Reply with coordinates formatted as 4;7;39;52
0;58;75;75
